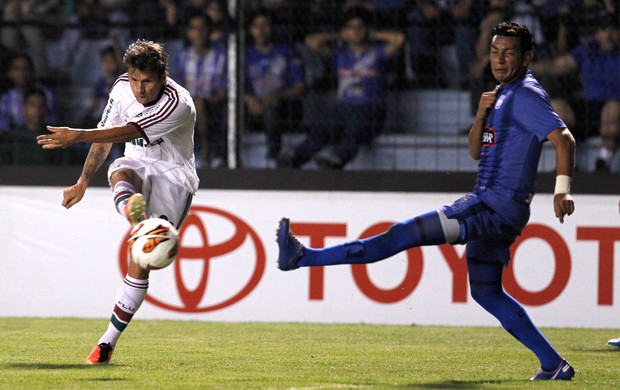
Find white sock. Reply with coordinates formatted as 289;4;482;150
98;275;148;347
113;181;137;216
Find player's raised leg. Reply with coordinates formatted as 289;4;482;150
276;210;460;270
111;171;146;227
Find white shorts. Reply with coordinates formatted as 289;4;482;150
108;157;194;228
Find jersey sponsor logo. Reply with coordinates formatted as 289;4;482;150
482;127;496;146
99;98;114;127
130;138;164;147
118;205;266;313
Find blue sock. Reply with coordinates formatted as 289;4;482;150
298;211;447;267
467;258;562;371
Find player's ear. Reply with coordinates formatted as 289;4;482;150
523;50;533;67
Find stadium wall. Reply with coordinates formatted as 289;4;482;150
1;167;619;328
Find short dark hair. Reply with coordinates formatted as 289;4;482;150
492;21;534;53
24;87;47;104
342;6;373;28
122;40;168;78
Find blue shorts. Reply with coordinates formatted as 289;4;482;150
441;193;524;265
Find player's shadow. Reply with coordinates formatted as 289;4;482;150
401;380;518;389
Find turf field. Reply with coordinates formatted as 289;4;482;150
0;318;618;389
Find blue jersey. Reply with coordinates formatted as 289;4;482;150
245;43;304;98
171;43;228;100
335;43;390;106
475;71;566;228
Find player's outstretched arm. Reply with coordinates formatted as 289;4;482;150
38;124;141;149
62;143;113;209
547;128;576;223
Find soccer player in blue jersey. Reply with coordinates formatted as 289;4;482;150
276;21;576;381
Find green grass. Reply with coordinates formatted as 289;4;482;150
0;318;618;389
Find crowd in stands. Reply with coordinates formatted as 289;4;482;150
0;0;618;172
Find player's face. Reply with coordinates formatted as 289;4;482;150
128;68;165;105
489;35;532;85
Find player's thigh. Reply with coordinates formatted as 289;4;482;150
146;176;192;228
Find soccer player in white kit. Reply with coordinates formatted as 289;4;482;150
38;39;199;364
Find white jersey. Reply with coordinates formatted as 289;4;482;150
99;73;199;193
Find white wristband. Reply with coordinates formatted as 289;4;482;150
554;175;571;195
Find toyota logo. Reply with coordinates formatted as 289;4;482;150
119;206;266;313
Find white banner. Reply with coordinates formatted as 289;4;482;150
1;186;619;328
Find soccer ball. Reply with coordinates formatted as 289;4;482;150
128;218;179;270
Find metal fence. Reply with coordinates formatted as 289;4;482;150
0;0;618;172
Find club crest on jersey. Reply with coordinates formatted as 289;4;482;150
482;127;496;146
495;94;505;109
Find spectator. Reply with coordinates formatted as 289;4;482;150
244;9;306;168
205;0;235;45
78;45;126;164
557;0;617;52
279;6;404;169
449;0;486;89
1;0;61;76
0;53;56;132
131;0;184;41
531;15;620;172
0;88;72;164
170;12;228;168
81;45;124;125
54;0;123;82
405;0;453;88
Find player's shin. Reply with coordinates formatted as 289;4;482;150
97;275;148;347
299;210;449;267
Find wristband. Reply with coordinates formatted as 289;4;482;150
554;175;571;195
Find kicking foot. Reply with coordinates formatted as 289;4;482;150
85;343;114;365
530;359;574;380
276;217;304;271
125;193;146;226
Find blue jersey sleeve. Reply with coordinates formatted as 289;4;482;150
512;81;566;141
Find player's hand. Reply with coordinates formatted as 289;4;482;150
37;126;81;149
475;87;497;120
62;182;87;209
553;193;574;223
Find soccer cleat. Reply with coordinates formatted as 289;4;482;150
85;343;114;365
530;359;574;381
607;338;620;348
276;217;304;271
125;193;147;226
